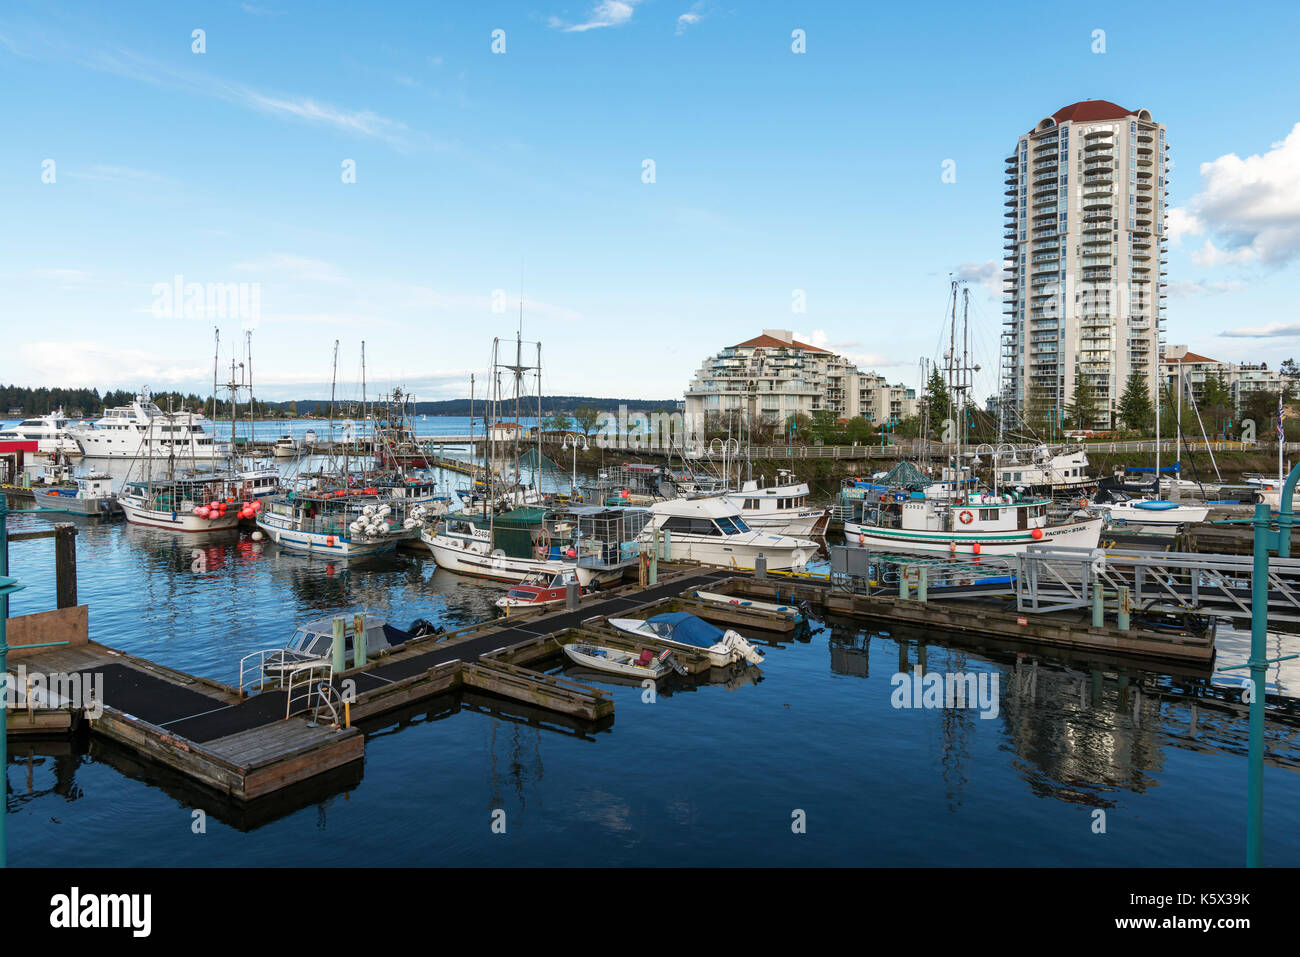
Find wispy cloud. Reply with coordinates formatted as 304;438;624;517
676;2;706;34
1220;322;1300;339
1167;279;1245;298
231;255;346;283
550;1;642;33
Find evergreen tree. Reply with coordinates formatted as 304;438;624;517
1064;379;1100;430
922;368;951;437
1117;371;1153;433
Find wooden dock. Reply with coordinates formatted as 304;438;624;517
719;574;1217;670
8;567;736;808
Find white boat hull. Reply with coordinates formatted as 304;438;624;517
843;516;1104;556
421;531;617;586
256;514;410;556
650;532;815;570
1091;503;1208;526
120;497;240;532
563;643;669;679
737;509;830;538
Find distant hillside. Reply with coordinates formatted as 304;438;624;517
274;396;682;416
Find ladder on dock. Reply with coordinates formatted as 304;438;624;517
1017;545;1300;622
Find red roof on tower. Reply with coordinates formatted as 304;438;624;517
732;334;830;353
1029;100;1135;132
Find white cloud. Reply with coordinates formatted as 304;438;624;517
551;1;641;32
956;259;1003;298
1171;122;1300;266
19;341;210;385
1167;279;1245;297
1219;322;1300;339
676;3;706;34
232;254;345;283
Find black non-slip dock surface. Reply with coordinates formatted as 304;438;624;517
82;570;734;747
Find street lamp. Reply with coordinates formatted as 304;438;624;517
561;432;588;498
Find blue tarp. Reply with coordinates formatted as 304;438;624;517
647;612;725;649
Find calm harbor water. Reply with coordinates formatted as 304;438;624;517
5;430;1300;866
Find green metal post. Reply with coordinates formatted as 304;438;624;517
332;616;346;674
1091;582;1103;628
1117;586;1130;631
917;566;927;603
353;612;367;668
898;566;909;601
1246;502;1271;867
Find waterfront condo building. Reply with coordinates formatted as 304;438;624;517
683;330;918;429
1001;100;1169;430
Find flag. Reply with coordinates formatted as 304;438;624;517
1279;393;1286;440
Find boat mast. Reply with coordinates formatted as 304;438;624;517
328;339;339;481
361;340;368;480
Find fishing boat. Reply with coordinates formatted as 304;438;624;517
562;642;682;679
637;495;817;570
495;568;584;610
118;472;251;531
69;389;230;461
0;410;83;457
256;488;423;556
608;612;765;666
995;446;1094;495
422;506;623;585
724;469;831;537
31;472;118;517
845;489;1103;556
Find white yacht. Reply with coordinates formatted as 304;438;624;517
69;390;231;461
0;411;83;456
638;495;817;570
724;470;831;537
845;490;1103;556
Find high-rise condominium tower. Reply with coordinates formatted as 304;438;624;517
1001;100;1168;432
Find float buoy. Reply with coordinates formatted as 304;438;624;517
1031;528;1044;540
959;510;974;525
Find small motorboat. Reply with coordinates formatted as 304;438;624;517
562;643;683;679
690;590;804;620
607;612;765;666
495;568;583;611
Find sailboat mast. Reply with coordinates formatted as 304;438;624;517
328;340;339;480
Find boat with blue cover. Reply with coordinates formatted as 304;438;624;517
607;611;765;666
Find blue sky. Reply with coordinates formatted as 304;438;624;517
2;0;1298;404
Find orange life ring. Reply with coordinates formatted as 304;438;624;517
959;510;974;525
1079;497;1089;508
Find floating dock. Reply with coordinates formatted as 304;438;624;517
8;568;736;807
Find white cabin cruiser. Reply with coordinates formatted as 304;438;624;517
638;495;817;571
0;411;83;456
1086;490;1209;527
724;470;831;537
845;489;1102;556
70;390;231;461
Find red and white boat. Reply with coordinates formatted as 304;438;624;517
494;568;585;611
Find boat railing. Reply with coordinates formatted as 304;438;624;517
239;648;319;696
285;661;338;721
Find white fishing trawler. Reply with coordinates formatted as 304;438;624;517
845;489;1103;556
118;472;251;532
0;411;83;457
723;470;831;537
69;390;231;461
637;495;817;570
997;447;1094;493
